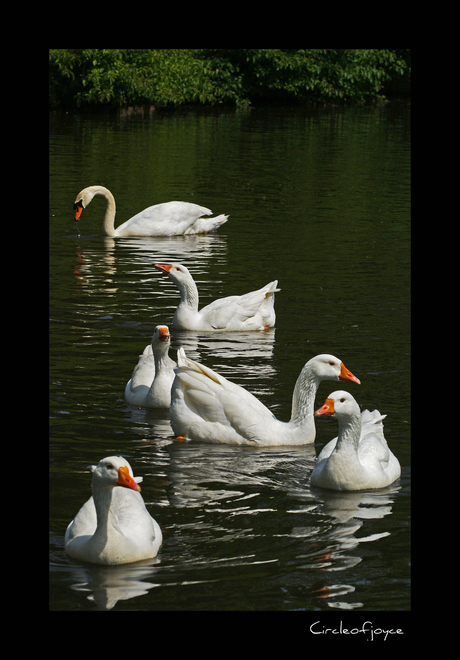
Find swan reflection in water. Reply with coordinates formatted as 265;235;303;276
73;233;229;291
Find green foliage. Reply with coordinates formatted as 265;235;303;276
49;49;410;110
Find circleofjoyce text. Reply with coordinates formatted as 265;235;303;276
309;620;404;642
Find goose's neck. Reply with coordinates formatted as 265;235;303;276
290;364;320;427
154;345;173;371
92;485;118;541
334;414;362;455
91;186;117;237
177;278;200;312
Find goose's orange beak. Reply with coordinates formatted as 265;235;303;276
339;362;360;384
158;326;171;342
117;466;141;492
155;264;173;273
314;398;335;417
74;205;83;221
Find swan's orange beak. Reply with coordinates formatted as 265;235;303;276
339;362;361;384
155;264;173;273
314;398;335;417
74;205;83;221
117;466;141;492
158;326;170;342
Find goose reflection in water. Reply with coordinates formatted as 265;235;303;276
165;442;315;508
158;439;400;610
173;329;277;391
292;483;401;609
68;558;161;611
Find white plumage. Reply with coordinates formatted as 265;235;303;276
73;185;228;237
169;350;360;446
65;456;162;565
155;263;279;331
311;391;401;491
125;325;176;408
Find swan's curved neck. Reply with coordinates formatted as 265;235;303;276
89;186;117;237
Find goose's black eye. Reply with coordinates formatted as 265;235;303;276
106;463;113;469
329;361;335;366
340;398;346;403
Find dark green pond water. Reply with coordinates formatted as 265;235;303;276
49;102;410;614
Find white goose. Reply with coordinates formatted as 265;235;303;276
169;350;360;445
311;391;401;491
73;185;228;237
65;456;162;565
155;263;279;331
125;325;176;408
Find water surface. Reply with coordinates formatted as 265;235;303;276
49;102;410;612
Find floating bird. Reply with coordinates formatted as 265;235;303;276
125;325;176;408
170;350;360;445
311;391;401;490
155;263;279;331
65;456;162;564
73;185;228;237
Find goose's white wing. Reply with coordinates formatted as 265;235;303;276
199;281;279;329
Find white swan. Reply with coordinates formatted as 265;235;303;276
65;456;162;565
125;325;176;408
155;263;279;331
311;391;401;491
169;349;360;445
73;185;228;237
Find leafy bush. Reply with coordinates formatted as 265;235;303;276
49;49;410;109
